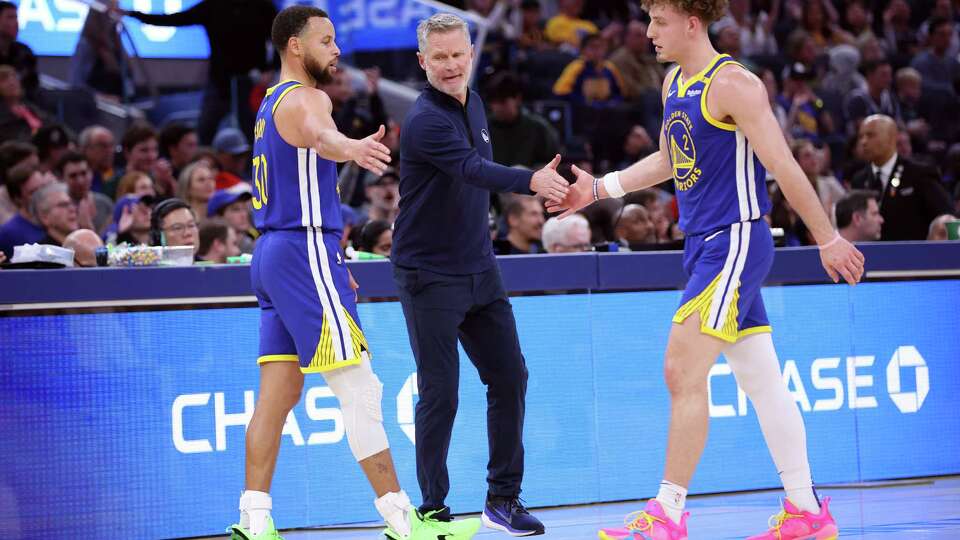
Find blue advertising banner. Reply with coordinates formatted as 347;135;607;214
1;280;958;539
16;0;458;58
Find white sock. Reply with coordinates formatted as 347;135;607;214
239;490;272;535
375;490;412;538
724;334;819;514
785;486;821;514
655;480;687;524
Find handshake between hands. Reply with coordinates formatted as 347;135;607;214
532;155;597;219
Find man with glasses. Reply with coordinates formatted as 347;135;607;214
151;198;200;256
56;151;113;234
542;214;592;253
31;182;79;247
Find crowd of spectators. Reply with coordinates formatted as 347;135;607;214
0;0;958;269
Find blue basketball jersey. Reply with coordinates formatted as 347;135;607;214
252;80;343;233
663;54;771;235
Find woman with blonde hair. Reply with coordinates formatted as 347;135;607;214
115;170;156;200
177;161;216;221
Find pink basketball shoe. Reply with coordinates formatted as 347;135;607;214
597;499;688;540
748;497;838;540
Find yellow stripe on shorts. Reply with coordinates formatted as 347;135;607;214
303;308;371;373
673;273;742;343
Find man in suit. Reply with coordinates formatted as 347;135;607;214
849;114;953;240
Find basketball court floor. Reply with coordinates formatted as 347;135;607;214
199;475;960;539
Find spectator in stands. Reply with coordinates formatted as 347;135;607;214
32;183;79;247
844;59;900;136
542;213;591;253
56;151;113;234
553;33;624;108
801;0;853;52
493;195;544;255
63;228;103;267
880;0;919;61
486;72;561;169
211;127;250;189
515;0;548;52
854;35;885;70
849;114;953;240
836;190;883;242
107;123;175;200
783;30;819;78
893;68;935;154
608;20;664;101
841;0;874;42
197;218;240;263
70;0;129;100
759;69;789;138
109;194;152;246
778;62;834;144
34;124;75;174
722;0;778;57
115;170;156;200
927;214;957;241
123;0;278;145
362;168;400;223
356;219;393;258
615;203;657;249
0;140;37;224
792;139;845;218
151;198;199;255
177;161;217;222
820;45;865;99
78;125;116;193
320;68;390;143
545;0;598;50
616;125;655;170
910;18;960;96
917;0;959;60
712;17;743;60
160;123;199;180
0;65;44;142
0;2;37;100
0;162;52;256
207;187;256;254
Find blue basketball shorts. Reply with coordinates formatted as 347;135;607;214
673;219;774;343
250;229;369;372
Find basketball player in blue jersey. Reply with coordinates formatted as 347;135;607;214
229;6;480;540
549;1;865;539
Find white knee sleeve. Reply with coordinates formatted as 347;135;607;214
724;333;812;491
322;353;390;461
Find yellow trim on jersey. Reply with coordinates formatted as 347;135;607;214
258;354;299;364
677;54;725;97
303;308;371;373
265;79;300;97
672;273;742;343
552;58;585;96
271;83;304;115
738;325;772;338
700;72;738;131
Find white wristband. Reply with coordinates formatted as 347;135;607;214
603;171;625;198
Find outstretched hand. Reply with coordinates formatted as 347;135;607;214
819;235;865;285
352;124;391;176
529;154;568;203
545;163;595;219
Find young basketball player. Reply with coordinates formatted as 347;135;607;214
547;1;864;538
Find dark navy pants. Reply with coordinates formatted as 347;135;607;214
393;264;528;512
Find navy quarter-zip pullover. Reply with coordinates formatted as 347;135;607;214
392;84;534;274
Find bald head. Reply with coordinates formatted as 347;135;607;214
857;114;898;166
63;229;103;267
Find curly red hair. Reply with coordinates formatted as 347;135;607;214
641;0;729;25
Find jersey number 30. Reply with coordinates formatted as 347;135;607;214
251;154;268;209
